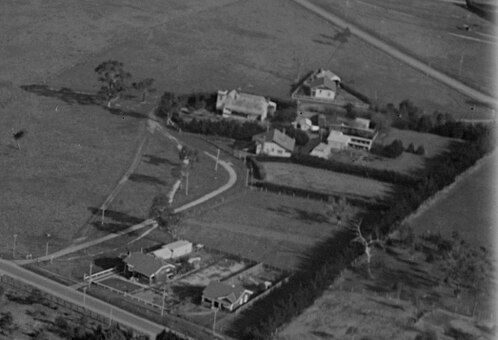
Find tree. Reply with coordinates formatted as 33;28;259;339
441;233;492;312
33;329;49;340
406;143;415;153
350;219;384;279
94;60;131;107
0;312;13;332
132;78;155;103
344;103;356;119
11;129;26;150
415;145;425;156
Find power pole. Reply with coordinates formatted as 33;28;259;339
185;170;189;196
214;149;220;172
212;307;219;336
13;234;18;258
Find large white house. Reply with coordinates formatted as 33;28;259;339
252;129;295;157
216;89;276;121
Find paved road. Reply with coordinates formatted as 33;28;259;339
292;0;498;107
0;259;169;340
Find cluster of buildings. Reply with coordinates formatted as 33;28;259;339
122;240;254;312
214;69;377;160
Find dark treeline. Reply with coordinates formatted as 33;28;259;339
231;131;495;339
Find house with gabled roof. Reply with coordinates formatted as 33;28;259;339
216;89;276;121
202;281;253;312
308;69;341;100
252;129;295;157
123;251;175;284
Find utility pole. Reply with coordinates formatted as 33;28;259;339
13;234;18;258
109;307;113;326
161;286;166;316
101;208;105;225
214;148;220;172
89;263;93;284
185;170;189;196
212;307;219;336
83;286;88;308
459;55;464;77
45;241;49;257
245;168;250;187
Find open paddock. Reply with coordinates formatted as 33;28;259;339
260;162;393;200
181;191;348;270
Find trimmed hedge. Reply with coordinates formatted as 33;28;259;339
290;153;418;185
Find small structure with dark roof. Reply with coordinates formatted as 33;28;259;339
252;129;295;157
202;281;253;312
123;252;175;284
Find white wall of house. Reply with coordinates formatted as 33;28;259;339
310;143;332;159
311;88;336;100
256;142;292;157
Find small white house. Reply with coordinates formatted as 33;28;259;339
310;143;332;159
216;89;276;121
153;240;193;260
252;129;295;157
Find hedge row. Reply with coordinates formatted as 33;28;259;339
290;153;418;185
232;130;494;339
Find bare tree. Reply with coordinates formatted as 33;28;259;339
350;219;384;279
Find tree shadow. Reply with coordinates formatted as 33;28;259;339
454;3;495;22
106;107;147;120
142;154;180;167
128;173;166;186
88;207;142;226
20;84;100;106
170;285;204;303
94;256;123;270
312;39;334;46
20;84;148;120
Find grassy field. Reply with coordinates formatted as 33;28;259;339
309;0;496;99
180;191;350;270
407;151;497;252
0;0;489;257
277;246;496;340
261;162;393;200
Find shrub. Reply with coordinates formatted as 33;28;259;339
415;145;426;156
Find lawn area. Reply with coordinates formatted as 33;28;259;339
0;0;486;258
0;88;146;258
376;128;454;158
99;277;143;293
180;191;349;270
406;151;497;252
261;162;393;200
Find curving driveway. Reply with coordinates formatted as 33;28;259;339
292;0;498;107
14;118;238;265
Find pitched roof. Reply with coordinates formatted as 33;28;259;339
203;281;247;304
224;90;270;116
309;76;337;91
164;240;192;251
252;129;295;152
124;252;173;277
316;69;341;83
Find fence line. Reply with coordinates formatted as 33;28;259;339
84;267;116;282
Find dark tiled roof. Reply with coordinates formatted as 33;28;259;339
124;252;173;278
203;281;246;304
252;129;295;152
309;76;337;91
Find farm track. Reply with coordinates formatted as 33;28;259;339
292;0;498;107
